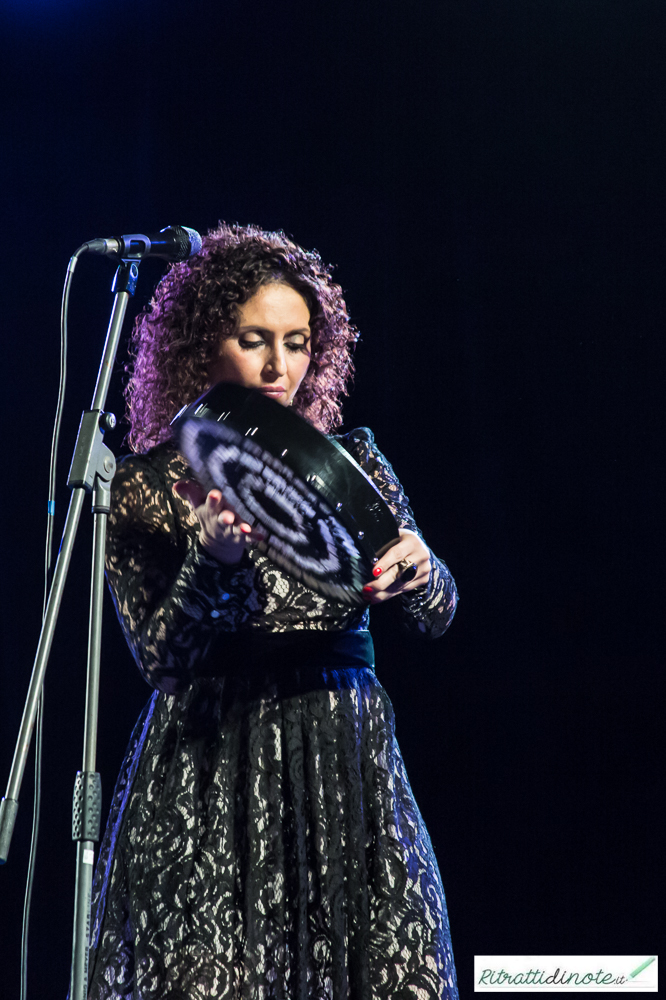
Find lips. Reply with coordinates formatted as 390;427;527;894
257;386;286;395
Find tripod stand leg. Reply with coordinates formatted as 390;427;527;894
0;486;87;863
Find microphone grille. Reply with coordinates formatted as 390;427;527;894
163;225;203;261
182;226;203;258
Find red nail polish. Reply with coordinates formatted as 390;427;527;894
240;524;251;534
372;566;383;577
362;586;373;593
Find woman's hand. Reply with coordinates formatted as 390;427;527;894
172;480;264;564
360;529;430;604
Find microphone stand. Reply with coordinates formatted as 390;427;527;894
0;258;140;1000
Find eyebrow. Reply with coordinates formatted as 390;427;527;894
238;325;310;336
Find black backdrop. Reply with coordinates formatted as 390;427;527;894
1;1;662;995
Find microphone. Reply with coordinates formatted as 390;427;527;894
81;225;202;262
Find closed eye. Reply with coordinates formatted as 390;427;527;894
238;337;309;353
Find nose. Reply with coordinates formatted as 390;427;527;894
264;342;287;378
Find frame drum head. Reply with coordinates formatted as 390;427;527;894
173;383;400;604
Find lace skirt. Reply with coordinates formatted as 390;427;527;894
86;631;459;999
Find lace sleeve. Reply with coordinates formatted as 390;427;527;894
105;452;257;694
339;427;458;639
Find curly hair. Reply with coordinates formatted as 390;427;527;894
125;222;359;452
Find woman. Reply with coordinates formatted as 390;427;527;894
88;222;459;999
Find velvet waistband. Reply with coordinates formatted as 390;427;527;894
197;628;376;693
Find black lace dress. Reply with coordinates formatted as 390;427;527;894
87;427;459;1000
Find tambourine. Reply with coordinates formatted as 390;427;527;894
172;382;401;604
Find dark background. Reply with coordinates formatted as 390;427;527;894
1;0;662;995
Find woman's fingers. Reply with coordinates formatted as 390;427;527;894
217;506;236;525
211;499;259;536
172;478;208;509
361;529;430;603
173;481;264;558
362;568;428;602
216;508;263;538
369;531;422;579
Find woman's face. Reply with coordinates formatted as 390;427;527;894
208;283;312;405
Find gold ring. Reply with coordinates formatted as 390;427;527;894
397;558;418;583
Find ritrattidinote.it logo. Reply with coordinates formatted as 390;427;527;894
473;955;657;992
